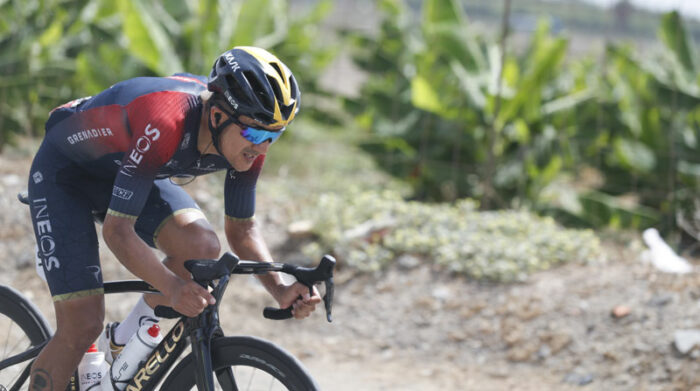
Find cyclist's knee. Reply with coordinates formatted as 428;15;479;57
157;217;221;260
54;297;104;351
188;228;221;259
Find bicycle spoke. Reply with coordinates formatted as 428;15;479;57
0;286;53;391
2;319;33;360
245;367;255;390
8;361;32;391
211;366;289;391
7;335;29;358
2;318;13;358
1;319;33;391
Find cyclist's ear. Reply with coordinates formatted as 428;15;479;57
209;104;224;127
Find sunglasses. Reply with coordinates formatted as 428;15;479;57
230;117;283;145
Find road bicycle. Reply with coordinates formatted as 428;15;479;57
0;231;336;390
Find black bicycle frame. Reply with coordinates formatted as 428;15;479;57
0;253;335;391
0;280;220;391
0;280;158;372
117;318;189;391
106;277;228;391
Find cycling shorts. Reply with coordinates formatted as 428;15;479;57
27;140;201;302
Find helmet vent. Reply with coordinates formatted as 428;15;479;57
289;74;298;97
267;75;284;102
270;63;285;81
280;102;295;119
244;71;271;107
223;75;251;109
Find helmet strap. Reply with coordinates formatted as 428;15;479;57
207;102;236;157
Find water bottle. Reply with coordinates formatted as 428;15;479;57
105;322;163;391
78;344;109;391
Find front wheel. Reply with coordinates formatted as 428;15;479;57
160;336;319;391
0;285;53;390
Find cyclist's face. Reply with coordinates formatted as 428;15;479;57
219;114;273;172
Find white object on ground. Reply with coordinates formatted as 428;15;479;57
674;330;700;355
641;228;693;274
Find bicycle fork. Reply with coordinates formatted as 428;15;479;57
190;326;214;391
190;273;230;391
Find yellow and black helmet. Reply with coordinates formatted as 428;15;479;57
208;46;300;129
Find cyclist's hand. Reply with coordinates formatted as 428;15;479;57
277;282;321;319
169;279;216;317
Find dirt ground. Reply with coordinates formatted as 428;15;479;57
1;151;699;391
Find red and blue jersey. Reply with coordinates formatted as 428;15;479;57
42;73;263;220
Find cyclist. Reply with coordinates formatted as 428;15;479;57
26;46;321;390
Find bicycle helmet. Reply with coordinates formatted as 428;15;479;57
208;46;300;129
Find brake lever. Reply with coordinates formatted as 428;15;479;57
263;255;336;322
323;276;334;322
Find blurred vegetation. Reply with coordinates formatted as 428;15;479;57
458;0;700;42
0;0;335;145
300;188;602;281
260;121;601;282
1;0;699;275
344;0;700;235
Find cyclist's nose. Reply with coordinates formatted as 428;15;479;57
252;140;271;153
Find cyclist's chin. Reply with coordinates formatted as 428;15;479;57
230;158;254;172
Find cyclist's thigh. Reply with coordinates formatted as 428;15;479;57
28;145;102;302
134;179;213;250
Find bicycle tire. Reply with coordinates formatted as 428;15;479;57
0;285;53;390
160;336;319;391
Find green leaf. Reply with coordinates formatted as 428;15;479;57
541;88;595;115
659;11;697;73
498;21;568;125
678;160;700;177
411;75;445;115
424;0;465;26
539;155;563;185
118;0;182;75
38;14;63;48
511;119;530;144
118;0;159;72
579;191;659;229
613;138;656;173
75;53;104;94
229;0;285;48
450;59;486;109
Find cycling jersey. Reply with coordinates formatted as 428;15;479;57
43;73;262;219
28;74;265;301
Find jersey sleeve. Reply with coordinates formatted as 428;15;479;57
107;91;196;218
224;155;265;220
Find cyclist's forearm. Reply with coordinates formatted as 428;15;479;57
103;215;180;295
225;218;284;293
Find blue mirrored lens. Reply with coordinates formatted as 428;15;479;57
240;127;282;144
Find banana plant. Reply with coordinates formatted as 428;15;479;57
0;0;91;144
347;0;593;205
0;0;336;149
345;1;699;233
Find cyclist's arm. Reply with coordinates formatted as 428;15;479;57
225;217;321;319
225;217;284;293
103;215;214;317
101;91;213;315
222;159;321;318
222;158;284;294
103;214;182;296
